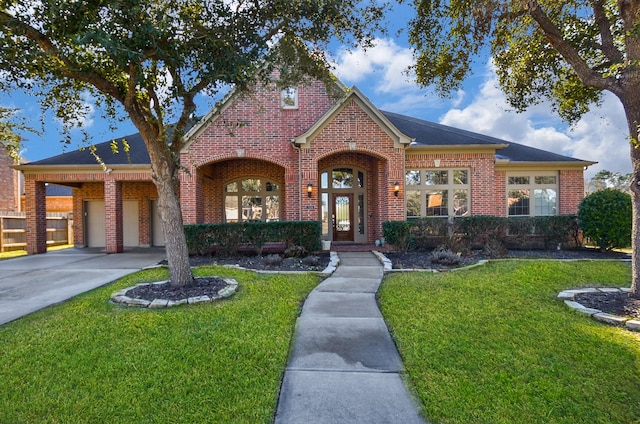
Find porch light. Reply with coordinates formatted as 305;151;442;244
307;183;313;197
393;182;400;197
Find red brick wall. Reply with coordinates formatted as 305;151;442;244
405;152;498;215
559;169;585;215
303;100;405;242
181;79;335;224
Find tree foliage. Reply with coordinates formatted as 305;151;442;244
0;0;385;286
586;169;632;193
0;106;35;161
408;1;634;124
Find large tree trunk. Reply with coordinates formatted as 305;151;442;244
144;130;194;288
623;97;640;299
630;144;640;299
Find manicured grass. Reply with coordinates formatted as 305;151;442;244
0;266;320;423
0;244;73;260
379;260;640;424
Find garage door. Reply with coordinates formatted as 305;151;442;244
85;200;106;248
123;200;139;247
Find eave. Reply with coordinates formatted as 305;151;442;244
406;144;509;154
13;164;152;174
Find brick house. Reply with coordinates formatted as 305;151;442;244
16;78;594;254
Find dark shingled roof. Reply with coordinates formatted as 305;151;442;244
381;110;590;164
25;132;150;166
24;110;590;167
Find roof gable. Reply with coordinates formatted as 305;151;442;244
292;87;413;149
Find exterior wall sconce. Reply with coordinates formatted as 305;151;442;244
393;182;400;197
307;183;313;197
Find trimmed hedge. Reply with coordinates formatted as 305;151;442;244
383;216;580;252
185;221;322;256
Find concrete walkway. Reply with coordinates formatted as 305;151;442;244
0;248;166;326
275;251;426;424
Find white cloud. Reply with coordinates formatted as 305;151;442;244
439;66;631;179
331;38;441;115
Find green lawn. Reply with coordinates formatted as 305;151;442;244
0;244;73;260
379;260;640;424
1;259;638;423
0;266;320;424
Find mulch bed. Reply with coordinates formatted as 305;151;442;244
575;291;640;320
124;276;228;302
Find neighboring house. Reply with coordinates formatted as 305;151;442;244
16;77;595;254
19;183;73;213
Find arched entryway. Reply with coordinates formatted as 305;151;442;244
319;166;368;243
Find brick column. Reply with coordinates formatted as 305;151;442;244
104;178;123;253
25;179;47;254
179;163;197;224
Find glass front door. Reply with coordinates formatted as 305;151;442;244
333;193;354;241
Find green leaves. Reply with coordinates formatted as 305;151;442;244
578;188;632;250
407;1;631;124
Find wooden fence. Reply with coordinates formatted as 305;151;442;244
0;212;72;252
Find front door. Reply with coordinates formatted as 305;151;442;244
333;193;354;241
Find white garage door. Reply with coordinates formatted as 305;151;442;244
123;200;139;247
85;200;106;248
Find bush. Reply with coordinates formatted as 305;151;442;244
410;218;450;250
454;216;507;249
382;221;413;252
578;189;632;250
184;221;321;256
430;245;462;266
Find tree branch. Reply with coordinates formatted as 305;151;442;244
590;0;624;64
525;1;620;94
0;10;125;103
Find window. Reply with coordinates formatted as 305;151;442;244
405;169;470;218
507;173;558;216
224;178;280;222
280;87;298;109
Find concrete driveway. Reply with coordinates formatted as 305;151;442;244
0;248;166;326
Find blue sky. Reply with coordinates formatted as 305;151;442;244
0;8;631;179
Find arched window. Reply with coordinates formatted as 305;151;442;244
224;178;280;223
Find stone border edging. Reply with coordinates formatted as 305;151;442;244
373;251;488;273
558;288;640;331
111;277;238;308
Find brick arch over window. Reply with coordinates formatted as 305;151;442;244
199;159;285;223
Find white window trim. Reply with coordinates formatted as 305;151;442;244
405;168;470;218
280;87;298;109
506;172;559;217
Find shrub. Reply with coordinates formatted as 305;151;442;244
264;254;283;266
578;188;632;250
455;215;507;248
410;218;449;250
184;221;321;256
382;221;413;252
430;245;462;266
